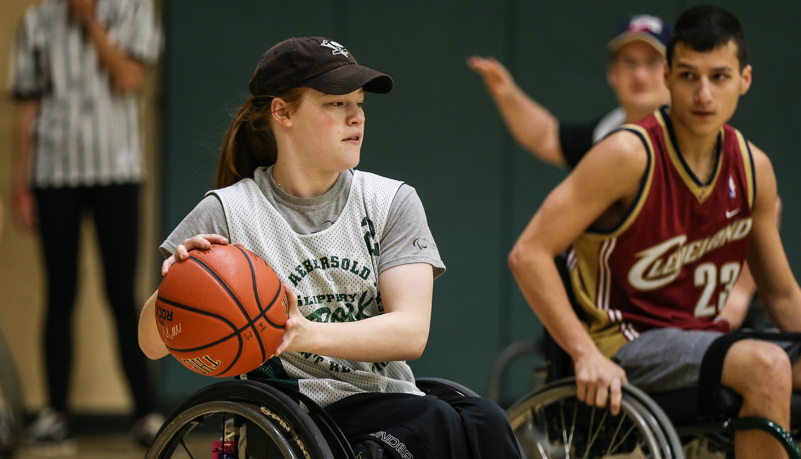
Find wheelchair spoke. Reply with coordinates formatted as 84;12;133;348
559;398;578;458
529;410;551;459
507;381;684;459
179;438;195;459
583;405;596;459
605;415;637;456
583;407;609;459
605;412;626;455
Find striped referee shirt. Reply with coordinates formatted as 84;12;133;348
9;0;162;188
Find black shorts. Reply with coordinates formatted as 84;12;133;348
325;392;522;459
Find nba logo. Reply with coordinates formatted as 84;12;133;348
728;176;736;198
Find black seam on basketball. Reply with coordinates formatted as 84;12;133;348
190;252;268;361
233;247;284;329
233;245;265;312
157;295;242;375
157;296;241;343
185;258;284;334
233;247;275;353
232;247;271;361
228;248;285;330
261;273;286;329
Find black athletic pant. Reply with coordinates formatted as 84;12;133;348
325;392;522;459
34;184;155;418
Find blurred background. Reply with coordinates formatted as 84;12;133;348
1;0;799;432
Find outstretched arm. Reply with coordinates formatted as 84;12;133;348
468;56;566;167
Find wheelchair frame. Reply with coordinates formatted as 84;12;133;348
498;331;801;459
146;376;479;459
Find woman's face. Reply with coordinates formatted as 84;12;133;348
284;87;366;174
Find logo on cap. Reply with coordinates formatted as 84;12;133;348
321;39;349;58
626;15;663;34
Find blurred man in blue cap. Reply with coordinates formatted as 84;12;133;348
469;14;671;168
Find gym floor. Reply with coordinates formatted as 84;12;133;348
14;415;153;459
15;433;146;459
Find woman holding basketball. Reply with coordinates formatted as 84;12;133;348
139;37;521;458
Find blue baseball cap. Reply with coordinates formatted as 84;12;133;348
608;15;672;56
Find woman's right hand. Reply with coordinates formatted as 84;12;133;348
162;234;229;276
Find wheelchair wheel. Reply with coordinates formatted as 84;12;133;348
507;379;683;459
0;330;24;459
146;381;338;459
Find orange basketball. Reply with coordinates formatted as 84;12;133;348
154;244;288;378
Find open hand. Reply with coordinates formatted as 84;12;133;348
161;234;230;275
467;56;517;98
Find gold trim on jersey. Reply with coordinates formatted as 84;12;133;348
582;124;656;239
570;124;656;357
568;241;632;357
658;110;724;204
735;130;755;209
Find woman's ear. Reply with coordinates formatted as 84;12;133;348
271;98;292;127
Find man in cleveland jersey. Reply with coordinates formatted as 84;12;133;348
509;6;801;458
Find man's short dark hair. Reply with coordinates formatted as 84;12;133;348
666;5;748;70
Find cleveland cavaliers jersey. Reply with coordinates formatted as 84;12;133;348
570;106;755;357
210;170;424;407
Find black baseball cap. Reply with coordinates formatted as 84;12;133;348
249;37;393;97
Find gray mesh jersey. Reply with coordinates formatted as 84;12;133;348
210;170;424;407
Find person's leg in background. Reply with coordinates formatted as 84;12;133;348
90;183;163;446
28;187;83;443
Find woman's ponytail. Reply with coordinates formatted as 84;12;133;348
214;88;306;189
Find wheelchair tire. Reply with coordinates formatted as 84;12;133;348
507;378;683;459
0;330;24;459
147;381;338;459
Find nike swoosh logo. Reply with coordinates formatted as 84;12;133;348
725;208;741;218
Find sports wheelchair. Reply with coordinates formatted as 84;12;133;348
506;332;801;458
502;258;801;458
145;376;479;459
